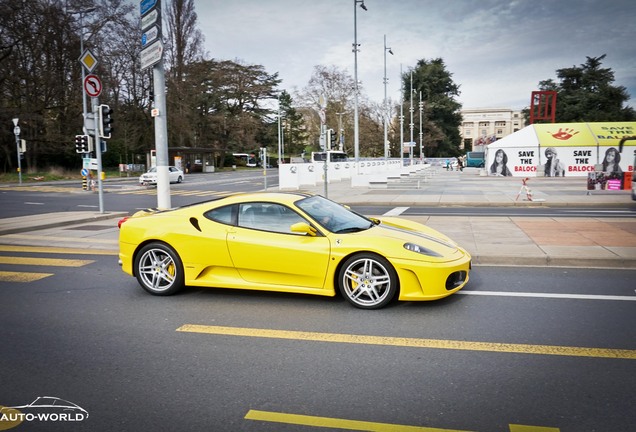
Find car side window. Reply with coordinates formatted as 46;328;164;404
204;204;236;225
238;203;306;234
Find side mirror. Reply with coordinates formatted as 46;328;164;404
290;222;317;237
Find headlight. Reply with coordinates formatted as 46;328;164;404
404;242;442;257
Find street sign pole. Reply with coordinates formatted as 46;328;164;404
92;98;105;213
12;118;22;185
141;0;170;209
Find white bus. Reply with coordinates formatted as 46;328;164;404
233;153;257;167
311;151;348;163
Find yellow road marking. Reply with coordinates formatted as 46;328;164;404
509;425;560;432
0;245;117;255
0;271;53;282
245;409;472;431
176;325;636;360
0;257;93;267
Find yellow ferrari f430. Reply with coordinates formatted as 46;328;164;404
118;192;471;309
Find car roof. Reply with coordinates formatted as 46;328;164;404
166;191;311;210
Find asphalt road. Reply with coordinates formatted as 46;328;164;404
2;170;634;219
1;248;634;432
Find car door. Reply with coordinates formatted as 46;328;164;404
227;203;331;289
168;166;178;182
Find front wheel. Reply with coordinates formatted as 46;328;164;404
134;242;184;295
337;253;398;309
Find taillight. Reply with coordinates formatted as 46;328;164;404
117;217;129;229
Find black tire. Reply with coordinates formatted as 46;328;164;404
134;242;184;296
177;176;183;183
337;253;399;309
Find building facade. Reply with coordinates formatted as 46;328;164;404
460;108;526;150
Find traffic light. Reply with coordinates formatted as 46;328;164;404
74;135;93;153
98;104;114;139
328;128;337;149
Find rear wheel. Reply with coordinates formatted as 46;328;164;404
337;253;398;309
134;242;184;295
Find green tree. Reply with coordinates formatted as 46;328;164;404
402;58;462;157
277;90;308;158
187;59;281;167
526;55;635;123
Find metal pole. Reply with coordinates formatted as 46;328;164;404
353;1;359;162
153;61;171;209
336;112;345;151
383;35;388;159
277;96;282;165
409;71;414;164
92;98;104;213
400;64;404;167
352;1;366;162
419;91;424;159
12;118;22;185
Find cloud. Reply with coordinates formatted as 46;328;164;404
193;0;636;110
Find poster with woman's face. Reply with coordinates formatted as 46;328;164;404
487;145;634;177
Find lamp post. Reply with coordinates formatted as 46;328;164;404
419;91;424;160
277;95;282;165
353;0;367;162
399;64;404;168
383;35;393;159
409;71;414;164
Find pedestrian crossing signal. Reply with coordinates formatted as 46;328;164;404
75;135;93;153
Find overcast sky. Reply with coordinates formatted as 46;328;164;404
192;0;636;110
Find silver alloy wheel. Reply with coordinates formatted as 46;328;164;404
135;243;183;295
339;254;397;309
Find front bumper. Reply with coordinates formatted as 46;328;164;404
393;253;472;301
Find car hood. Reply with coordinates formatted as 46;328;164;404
375;217;457;247
342;216;466;262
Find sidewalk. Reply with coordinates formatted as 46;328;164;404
0;169;634;268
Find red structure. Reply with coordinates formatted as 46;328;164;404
529;90;557;124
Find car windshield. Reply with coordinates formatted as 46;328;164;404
295;195;373;233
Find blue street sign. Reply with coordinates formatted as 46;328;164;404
140;0;157;16
81;168;89;176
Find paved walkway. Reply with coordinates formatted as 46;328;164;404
0;168;634;268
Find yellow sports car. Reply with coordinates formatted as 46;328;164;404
118;192;471;309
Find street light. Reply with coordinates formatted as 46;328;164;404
419;92;424;159
353;0;367;162
383;34;393;159
399;64;404;168
409;71;414;164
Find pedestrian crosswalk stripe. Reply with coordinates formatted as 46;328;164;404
114;189;231;196
0;270;53;282
0;256;94;267
0;245;117;256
